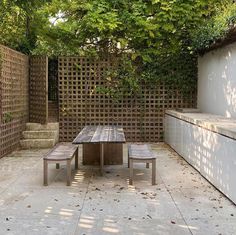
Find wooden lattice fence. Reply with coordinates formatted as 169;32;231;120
29;56;48;124
58;57;196;142
48;59;58;101
0;45;29;158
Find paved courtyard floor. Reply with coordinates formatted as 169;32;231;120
0;143;235;235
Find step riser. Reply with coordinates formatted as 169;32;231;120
22;131;57;139
21;122;59;149
26;123;59;131
20;140;56;149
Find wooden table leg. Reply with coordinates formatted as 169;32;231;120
100;143;104;175
43;159;48;186
152;159;156;185
129;158;133;185
75;146;79;170
67;159;72;186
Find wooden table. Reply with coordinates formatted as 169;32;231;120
72;125;126;174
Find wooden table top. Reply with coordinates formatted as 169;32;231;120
72;125;126;144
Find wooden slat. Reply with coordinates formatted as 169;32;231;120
115;126;126;142
129;144;156;159
72;126;96;143
108;125;117;142
100;126;112;142
44;143;77;161
91;125;103;142
83;143;123;165
73;125;126;144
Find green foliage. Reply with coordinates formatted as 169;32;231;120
3;112;13;123
96;55;142;101
0;0;50;54
31;0;224;95
191;1;236;51
142;50;198;94
0;0;231;96
32;0;224;57
97;49;197;101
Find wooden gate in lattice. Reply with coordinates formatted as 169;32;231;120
29;56;48;124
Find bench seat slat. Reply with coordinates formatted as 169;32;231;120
43;143;79;186
44;143;78;161
129;144;156;159
128;144;157;185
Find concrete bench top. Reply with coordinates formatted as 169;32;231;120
165;109;236;140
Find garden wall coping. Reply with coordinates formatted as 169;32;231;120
165;109;236;140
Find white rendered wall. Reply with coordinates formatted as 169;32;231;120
165;114;236;204
198;42;236;118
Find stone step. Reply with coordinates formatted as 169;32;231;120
26;122;59;131
48;108;58;112
48;117;59;123
48;107;58;111
48;102;58;108
20;139;56;149
22;130;57;139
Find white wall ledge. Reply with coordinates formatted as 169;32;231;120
166;109;236;140
164;112;236;204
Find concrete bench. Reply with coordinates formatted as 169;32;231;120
43;143;79;186
128;144;156;185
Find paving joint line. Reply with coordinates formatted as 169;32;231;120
73;170;93;235
159;172;194;235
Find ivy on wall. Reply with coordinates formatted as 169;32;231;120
97;50;197;102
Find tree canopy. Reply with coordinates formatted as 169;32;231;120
0;0;234;95
0;0;232;56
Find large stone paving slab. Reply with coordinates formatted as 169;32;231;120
0;143;235;235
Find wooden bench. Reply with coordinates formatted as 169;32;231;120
43;143;79;186
128;144;156;185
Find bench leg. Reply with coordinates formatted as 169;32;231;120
128;150;130;168
43;160;48;186
75;147;79;170
129;158;133;185
100;143;104;176
146;163;149;168
56;163;60;169
67;159;72;186
152;159;156;185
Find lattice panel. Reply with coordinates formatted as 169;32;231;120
29;56;48;124
0;45;29;158
58;57;196;142
48;59;58;101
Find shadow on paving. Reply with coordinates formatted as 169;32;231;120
0;143;235;235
